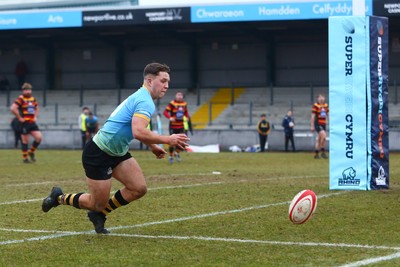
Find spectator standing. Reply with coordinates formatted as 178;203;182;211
85;112;99;140
183;115;193;136
257;114;270;152
282;110;296;152
10;117;22;148
79;107;90;149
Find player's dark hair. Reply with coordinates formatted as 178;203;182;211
143;63;170;78
21;83;32;90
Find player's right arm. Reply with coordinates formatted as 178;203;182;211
310;113;315;132
163;103;175;122
10;102;24;123
132;116;189;150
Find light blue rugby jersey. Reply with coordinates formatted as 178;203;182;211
93;86;155;156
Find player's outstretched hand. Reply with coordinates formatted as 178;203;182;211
150;144;167;159
169;134;190;150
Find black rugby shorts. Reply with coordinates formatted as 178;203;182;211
314;123;326;133
21;122;40;135
82;139;132;180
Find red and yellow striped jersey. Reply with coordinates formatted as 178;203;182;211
14;95;38;122
163;100;189;129
312;102;329;126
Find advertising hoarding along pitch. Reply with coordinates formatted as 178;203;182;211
191;0;372;23
0;10;81;30
82;7;190;26
373;0;400;16
0;1;375;30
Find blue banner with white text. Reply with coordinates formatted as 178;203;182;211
0;11;82;30
191;0;373;23
329;16;368;190
367;16;389;189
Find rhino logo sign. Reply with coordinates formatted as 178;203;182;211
338;167;360;186
375;166;387;186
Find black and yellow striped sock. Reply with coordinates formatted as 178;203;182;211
58;193;83;209
29;141;40;154
102;190;129;216
22;143;28;159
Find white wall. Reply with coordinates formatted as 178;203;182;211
3;128;400;151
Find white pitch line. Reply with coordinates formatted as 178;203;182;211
107;192;344;231
104;233;400;251
2;174;325;188
0;175;325;206
1;172;218;188
5;181;55;187
0;191;345;246
0;232;82;245
0;198;44;205
0;182;225;206
148;182;223;190
0;228;72;234
339;251;400;267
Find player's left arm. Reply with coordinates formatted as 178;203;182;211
184;105;190;119
34;102;39;122
326;110;329;126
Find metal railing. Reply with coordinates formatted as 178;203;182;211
2;82;399;129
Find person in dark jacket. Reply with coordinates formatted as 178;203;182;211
10;117;22;148
257;114;271;152
282;110;296;152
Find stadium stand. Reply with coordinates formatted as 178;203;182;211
1;86;399;133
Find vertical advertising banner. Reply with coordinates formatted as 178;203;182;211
367;16;389;189
329;16;368;190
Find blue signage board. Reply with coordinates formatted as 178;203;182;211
0;10;82;30
328;16;389;190
191;1;373;23
329;16;368;190
367;16;389;189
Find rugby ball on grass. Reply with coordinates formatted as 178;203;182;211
288;189;317;224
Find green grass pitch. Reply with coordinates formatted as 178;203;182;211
0;149;399;266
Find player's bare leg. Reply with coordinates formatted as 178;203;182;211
21;134;30;163
112;158;147;202
86;158;147;234
28;131;42;162
319;130;328;158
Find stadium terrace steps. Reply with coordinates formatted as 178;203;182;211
191;87;245;129
0;87;399;131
